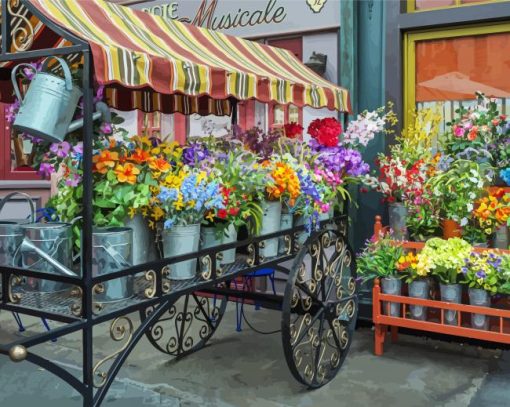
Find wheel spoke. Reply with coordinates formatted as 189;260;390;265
313;312;326;385
192;294;215;330
293;307;325;347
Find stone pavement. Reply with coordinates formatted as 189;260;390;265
0;303;507;407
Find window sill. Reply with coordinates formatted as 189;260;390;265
0;180;51;189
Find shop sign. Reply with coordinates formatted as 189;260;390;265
132;0;339;37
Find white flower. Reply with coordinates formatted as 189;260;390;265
460;217;468;226
466;203;473;212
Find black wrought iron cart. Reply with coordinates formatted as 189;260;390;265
0;1;357;405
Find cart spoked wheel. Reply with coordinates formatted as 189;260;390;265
281;230;357;388
141;291;227;358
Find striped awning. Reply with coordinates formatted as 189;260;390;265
28;0;350;116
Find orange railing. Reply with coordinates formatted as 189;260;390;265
371;215;510;356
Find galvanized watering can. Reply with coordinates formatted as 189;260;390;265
12;56;111;143
92;227;134;303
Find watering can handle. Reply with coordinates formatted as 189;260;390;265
103;241;132;269
0;192;36;223
10;63;37;104
41;56;73;92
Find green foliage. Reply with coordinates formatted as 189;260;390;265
356;234;404;283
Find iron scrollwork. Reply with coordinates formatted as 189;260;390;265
93;316;134;388
8;274;22;304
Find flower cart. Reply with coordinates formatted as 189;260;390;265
0;1;358;406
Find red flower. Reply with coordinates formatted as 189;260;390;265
307;117;342;147
284;122;303;139
228;207;239;216
217;209;227;219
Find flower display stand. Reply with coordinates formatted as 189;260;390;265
371;216;510;356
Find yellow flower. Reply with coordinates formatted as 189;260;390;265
114;163;140;184
151;206;165;221
128;207;136;218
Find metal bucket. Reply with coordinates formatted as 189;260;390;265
294;215;308;246
12;56;83;143
381;277;402;317
388;202;408;241
20;222;73;292
409;279;429;320
0;192;35;270
469;288;490;330
440;283;462;325
92;227;133;303
319;206;334;222
259;200;282;259
124;214;158;265
493;225;509;250
163;224;200;280
278;213;293;255
221;224;237;265
200;225;237;269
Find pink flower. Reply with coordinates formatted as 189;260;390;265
50;142;71;158
453;125;464;138
38;163;55;178
100;122;113;134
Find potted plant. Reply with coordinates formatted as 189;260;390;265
357;233;404;316
398;251;430;320
406;199;441;242
427;159;491;239
416;237;472;325
461;251;502;330
156;167;224;280
201;149;263;265
471;189;510;249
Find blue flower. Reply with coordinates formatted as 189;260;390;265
476;270;486;279
164;219;174;229
461;267;468;275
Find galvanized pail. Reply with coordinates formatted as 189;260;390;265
0;192;35;268
201;224;238;266
440;283;462;325
381;277;402;317
259;201;282;259
92;227;133;303
124;214;158;265
469;288;490;330
408;278;429;320
20;222;73;292
163;224;200;280
12;56;83;143
278;213;293;255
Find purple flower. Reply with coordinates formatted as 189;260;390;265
50;142;71;158
476;270;486;279
38;162;55;178
94;85;105;104
461;267;468;274
182;142;210;166
64;173;82;187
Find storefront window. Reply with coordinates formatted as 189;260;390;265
405;25;510;128
139;111;161;138
409;0;501;12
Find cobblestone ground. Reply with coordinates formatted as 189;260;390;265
0;302;507;407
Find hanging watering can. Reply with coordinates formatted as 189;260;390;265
12;56;111;143
92;227;134;303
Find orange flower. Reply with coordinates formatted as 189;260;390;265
93;150;119;174
129;148;151;164
149;157;171;173
114;163;140;184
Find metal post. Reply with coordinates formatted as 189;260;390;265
1;0;11;54
81;49;94;406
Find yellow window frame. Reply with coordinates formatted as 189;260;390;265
407;0;508;13
403;22;510;128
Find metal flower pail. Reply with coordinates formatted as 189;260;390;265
259;200;282;259
20;222;74;293
163;224;200;280
124;215;158;265
0;192;35;269
92;227;134;303
12;56;83;143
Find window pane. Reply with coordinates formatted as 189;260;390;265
415;32;510;124
152;111;160;128
273;105;285;125
288;105;299;123
415;0;455;10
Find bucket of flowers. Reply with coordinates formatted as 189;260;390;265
156;166;224;280
461;251;503;330
416;237;472;325
471;189;510;249
398;251;430;320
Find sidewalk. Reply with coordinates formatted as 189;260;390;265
0;304;505;407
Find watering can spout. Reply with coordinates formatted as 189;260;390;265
20;238;76;277
67;101;112;134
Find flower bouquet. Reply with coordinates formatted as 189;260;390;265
397;250;430;320
416;237;472;325
156;167;224;279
